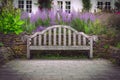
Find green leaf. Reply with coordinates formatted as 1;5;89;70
17;21;25;25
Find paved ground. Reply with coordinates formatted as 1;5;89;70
0;59;120;80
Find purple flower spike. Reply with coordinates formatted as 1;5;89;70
48;10;57;25
71;11;79;20
21;11;29;20
79;12;96;22
35;26;46;32
39;9;48;21
30;13;38;23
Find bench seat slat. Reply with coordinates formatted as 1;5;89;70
29;46;90;50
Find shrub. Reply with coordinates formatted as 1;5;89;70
89;20;107;35
71;18;90;33
0;1;24;35
0;42;4;47
82;0;92;12
23;22;36;33
116;42;120;49
108;14;120;31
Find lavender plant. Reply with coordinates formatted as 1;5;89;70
21;11;29;20
21;9;105;35
35;26;46;32
21;11;36;33
48;10;57;25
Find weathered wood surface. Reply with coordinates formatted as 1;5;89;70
27;25;93;59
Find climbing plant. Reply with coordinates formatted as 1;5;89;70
82;0;92;12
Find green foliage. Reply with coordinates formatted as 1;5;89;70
116;42;120;49
57;19;67;25
35;18;50;27
0;1;24;35
82;0;92;11
71;18;90;33
89;20;107;35
21;18;36;33
0;42;4;47
105;27;116;37
22;17;50;33
42;18;50;27
71;18;106;35
103;44;109;49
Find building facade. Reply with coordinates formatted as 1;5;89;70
13;0;117;13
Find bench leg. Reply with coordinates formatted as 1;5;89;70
89;38;93;59
90;49;93;59
27;49;30;59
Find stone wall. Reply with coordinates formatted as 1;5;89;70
0;47;14;65
108;46;120;65
93;34;120;65
0;33;27;58
94;35;115;58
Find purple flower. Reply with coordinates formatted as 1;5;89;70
48;10;57;25
61;12;68;22
35;26;46;32
58;11;71;23
79;12;96;22
35;9;41;18
39;9;48;20
71;11;79;20
21;11;29;20
30;13;38;23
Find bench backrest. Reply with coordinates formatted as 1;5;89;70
28;25;92;46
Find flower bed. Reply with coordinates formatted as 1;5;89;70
21;10;106;35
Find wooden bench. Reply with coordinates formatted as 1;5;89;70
27;25;93;59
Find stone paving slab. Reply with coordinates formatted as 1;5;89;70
0;59;120;80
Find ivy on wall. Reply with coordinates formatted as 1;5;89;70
82;0;92;12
